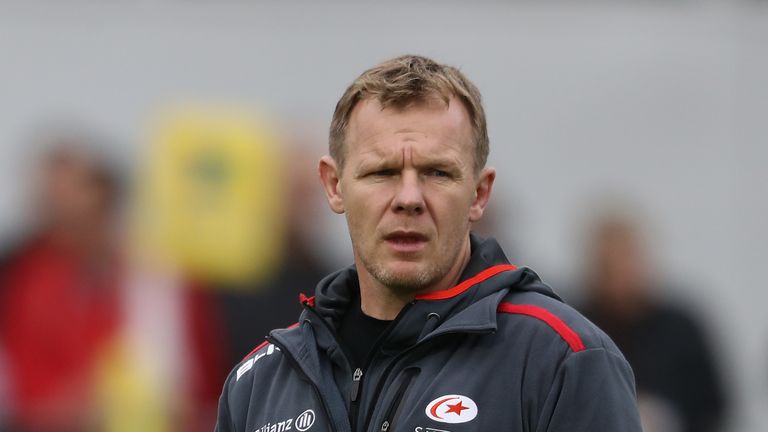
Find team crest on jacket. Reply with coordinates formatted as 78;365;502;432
425;395;478;424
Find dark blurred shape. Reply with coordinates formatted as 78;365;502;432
0;134;122;432
578;210;726;432
212;142;331;368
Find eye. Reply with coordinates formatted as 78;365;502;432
425;169;451;178
371;169;397;177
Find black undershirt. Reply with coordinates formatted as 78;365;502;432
338;293;392;369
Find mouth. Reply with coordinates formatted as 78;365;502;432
383;231;429;253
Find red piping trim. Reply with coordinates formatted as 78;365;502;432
497;303;586;352
299;293;316;307
243;340;269;361
241;322;300;361
415;264;518;300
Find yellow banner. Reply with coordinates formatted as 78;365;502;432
134;106;285;285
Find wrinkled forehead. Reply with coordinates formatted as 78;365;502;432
345;97;474;160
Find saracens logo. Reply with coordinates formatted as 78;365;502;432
425;395;478;424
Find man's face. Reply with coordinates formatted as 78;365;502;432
41;153;110;229
320;97;494;294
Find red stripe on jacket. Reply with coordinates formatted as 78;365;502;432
415;264;518;300
497;303;586;352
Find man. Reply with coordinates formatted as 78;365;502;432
215;55;642;432
0;141;123;431
578;210;725;432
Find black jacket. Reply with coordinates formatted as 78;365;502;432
215;235;642;432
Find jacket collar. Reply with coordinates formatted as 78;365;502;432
305;233;558;354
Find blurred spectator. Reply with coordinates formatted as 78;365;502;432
0;138;123;431
577;210;727;432
0;131;226;432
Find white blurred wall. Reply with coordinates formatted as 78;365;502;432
0;1;765;430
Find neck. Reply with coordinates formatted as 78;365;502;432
356;236;472;320
47;219;112;258
357;283;410;320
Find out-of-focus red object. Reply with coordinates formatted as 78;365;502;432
0;233;121;428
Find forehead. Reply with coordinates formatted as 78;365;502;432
345;97;474;161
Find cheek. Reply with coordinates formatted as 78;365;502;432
427;186;474;223
343;189;386;231
347;182;393;210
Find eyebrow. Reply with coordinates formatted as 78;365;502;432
415;158;460;170
356;155;462;173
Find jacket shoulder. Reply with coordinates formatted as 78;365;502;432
497;289;642;430
498;289;623;356
226;322;300;389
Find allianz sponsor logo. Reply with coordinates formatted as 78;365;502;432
237;344;280;380
294;410;315;431
254;409;315;432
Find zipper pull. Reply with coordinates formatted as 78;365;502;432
351;368;363;401
380;421;390;432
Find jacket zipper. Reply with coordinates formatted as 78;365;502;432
349;301;416;431
301;303;362;411
349;367;364;431
378;369;417;432
302;299;416;432
300;303;368;430
351;367;363;401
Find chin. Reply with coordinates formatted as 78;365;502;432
374;262;439;294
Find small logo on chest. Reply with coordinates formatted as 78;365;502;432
425;395;478;424
254;409;315;432
294;409;315;431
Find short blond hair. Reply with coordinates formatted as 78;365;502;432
329;55;489;172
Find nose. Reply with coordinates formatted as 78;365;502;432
391;171;425;215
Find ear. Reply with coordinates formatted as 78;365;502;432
318;155;345;214
469;167;495;222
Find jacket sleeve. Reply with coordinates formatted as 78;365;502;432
536;348;642;432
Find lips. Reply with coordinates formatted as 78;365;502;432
383;231;429;253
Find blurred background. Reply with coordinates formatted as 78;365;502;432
0;1;765;431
